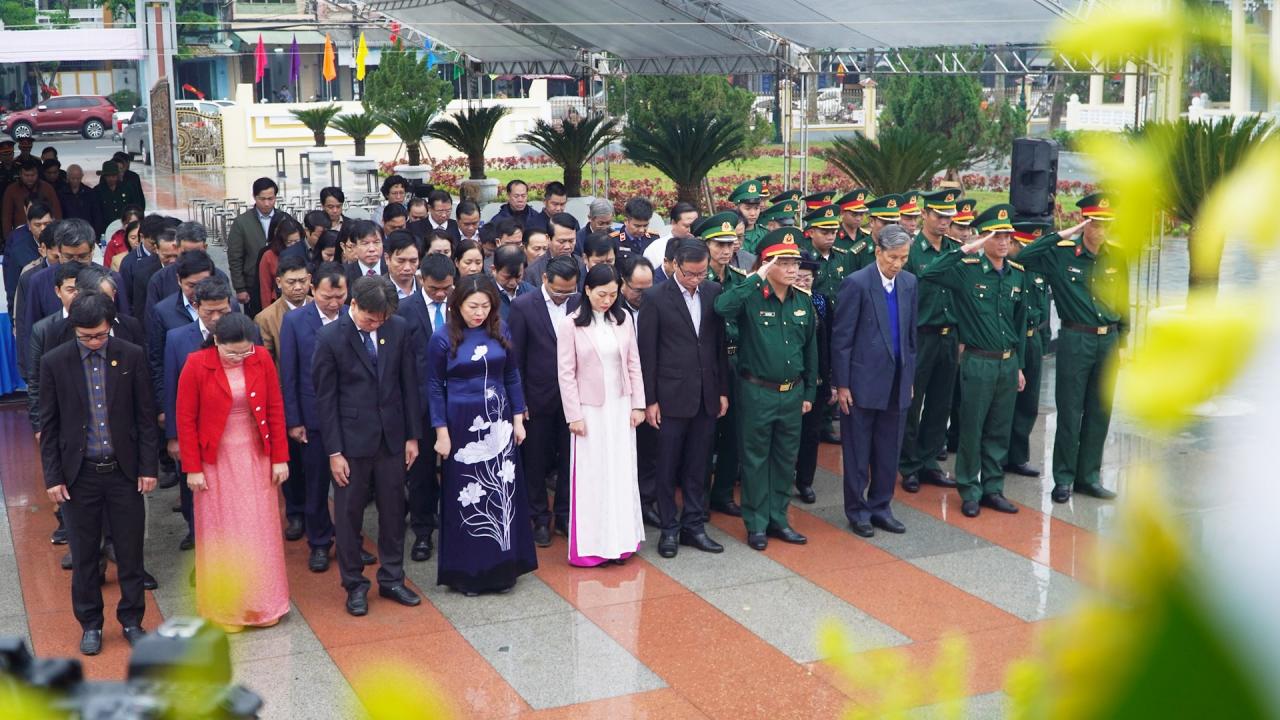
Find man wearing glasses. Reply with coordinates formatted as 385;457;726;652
39;292;158;656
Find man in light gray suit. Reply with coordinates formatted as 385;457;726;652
831;224;918;538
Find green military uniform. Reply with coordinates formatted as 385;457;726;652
898;195;962;486
833;188;876;271
920;205;1027;506
700;212;750;510
802;190;835;214
802;205;851;304
769;189;802;205
1006;220;1054;472
714;227;818;536
944;197;980;453
760;200;800;230
730;179;769;254
94;161;132;230
1013;194;1126;500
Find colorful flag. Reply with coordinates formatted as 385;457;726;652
424;37;436;70
254;33;267;83
289;35;301;85
181;83;205;100
322;33;337;82
389;21;400;46
355;32;369;81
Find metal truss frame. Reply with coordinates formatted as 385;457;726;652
810;46;1162;77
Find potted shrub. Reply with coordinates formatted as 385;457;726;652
330;111;380;174
379;105;436;182
517;114;621;197
289;104;342;147
427;105;510;202
623;113;747;208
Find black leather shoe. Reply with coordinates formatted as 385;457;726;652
1073;483;1117;500
178;534;195;551
850;521;875;538
711;501;742;517
411;536;433;562
308;546;330;573
796;486;817;504
122;625;146;647
901;474;921;493
360;550;377;566
919;469;958;488
142;571;158;590
1051;485;1072;503
284;516;305;541
51;524;68;545
642;505;662;528
533;525;552;548
345;588;368;616
980;493;1019;514
766;525;807;544
1004;462;1041;477
657;533;678;558
60;551;72;570
746;532;768;551
678;530;724;553
871;514;906;534
961;500;981;518
820;429;841;444
379;584;421;607
80;629;103;656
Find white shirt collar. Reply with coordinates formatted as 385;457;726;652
358;261;379;276
877;266;895;293
317;303;337;325
61;307;69;319
285;298;299;311
198;319;211;340
348;306;377;342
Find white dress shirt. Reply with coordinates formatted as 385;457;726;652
543;285;569;337
422;287;448;331
679;283;701;336
317;303;337;325
878;266;896;294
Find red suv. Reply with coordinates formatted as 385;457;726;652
0;95;116;140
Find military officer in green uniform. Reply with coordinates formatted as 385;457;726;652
834;189;876;270
898;191;961;493
700;211;749;517
898;191;923;235
944;196;979;454
1005;219;1054;477
919;204;1028;517
760;200;800;230
1013;193;1124;503
802;190;836;215
730;179;769;254
802;203;848;445
714;227;817;551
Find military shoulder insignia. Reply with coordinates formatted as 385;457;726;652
1057;239;1075;247
851;241;866;254
1008;260;1025;271
729;265;747;274
961;257;980;264
831;246;847;254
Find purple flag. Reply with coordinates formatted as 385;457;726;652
289;35;301;85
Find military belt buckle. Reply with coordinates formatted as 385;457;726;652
1027;329;1035;337
1097;325;1109;335
1001;350;1012;360
940;327;950;335
727;346;738;356
778;381;794;392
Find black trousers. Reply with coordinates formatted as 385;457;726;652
523;406;570;528
61;466;146;630
332;444;406;591
841;370;906;525
300;428;335;549
406;419;439;540
635;423;659;507
282;437;307;519
656;409;716;534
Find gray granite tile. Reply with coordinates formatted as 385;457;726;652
0;552;24;615
225;605;325;665
700;576;909;662
233;648;359;720
636;524;793;592
811;503;992;560
0;612;31;647
459;610;664;710
405;554;572;629
909;546;1081;622
906;691;1008;720
0;509;14;557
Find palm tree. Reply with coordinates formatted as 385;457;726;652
329;112;380;156
427;105;510;180
1142;115;1274;291
822;128;960;196
623;113;747;208
289;104;342;147
517;114;621;196
378;105;436;166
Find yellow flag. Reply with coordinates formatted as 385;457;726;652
322;33;337;82
355;32;369;81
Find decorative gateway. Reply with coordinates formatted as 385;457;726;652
176;105;225;168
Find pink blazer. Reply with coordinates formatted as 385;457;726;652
556;310;646;424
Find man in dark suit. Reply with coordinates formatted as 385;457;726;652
147;250;216;402
395;254;454;562
40;292;158;656
142;221;235;319
637;240;729;558
618;254;660;527
509;255;580;546
406;189;460;242
124;216;180;311
279;263;346;572
832;224;918;538
312;277;422;616
280;210;331;266
343;219;388;287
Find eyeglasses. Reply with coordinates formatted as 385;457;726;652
219;346;255;360
547;288;576;299
76;331;111;342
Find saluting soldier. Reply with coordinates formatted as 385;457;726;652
802;203;848;445
713;228;817;551
1013;193;1124;503
760;200;800;231
1005;219;1054;477
898;190;961;494
731;179;769;254
920;205;1028;517
898;191;923;235
700;211;749;518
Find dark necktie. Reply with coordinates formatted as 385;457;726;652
366;268;376;277
359;330;377;369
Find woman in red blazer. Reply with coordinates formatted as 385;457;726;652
176;313;290;632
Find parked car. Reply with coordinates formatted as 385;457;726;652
0;95;116;139
112;110;134;139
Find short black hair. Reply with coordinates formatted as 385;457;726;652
175;249;215;280
380;174;408;199
251;177;278;197
38;220;60;249
140;213;170;240
407;197;427;213
351;275;398;316
54;261;82;287
211;312;257;347
382;203;408;224
312;261;346;290
67;291;115;329
584;232;615;258
550;212;579;233
304;210;330;234
523;228;548;246
668;201;698;223
544;181;567;198
624;197;654;221
348;219;380;242
192;275;233;305
428;189;452;207
663;236;683;262
545;255;580;283
456;200;480;219
119;204;144;224
16;157;39;172
26;201;52;222
41;157;60;170
41;145;58;157
428;229;455;247
674;239;710;267
384;230;419;257
493;217;519;238
420;253;455;282
478;224;498;247
276;252;309;277
505;179;527;194
54;218;95;248
617;253;653;281
319;186;345;205
492;245;526;275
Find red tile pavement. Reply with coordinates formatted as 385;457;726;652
514;688;709;719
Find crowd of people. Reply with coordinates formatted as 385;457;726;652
4;165;1128;657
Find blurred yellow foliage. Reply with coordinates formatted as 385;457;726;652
349;661;453;720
